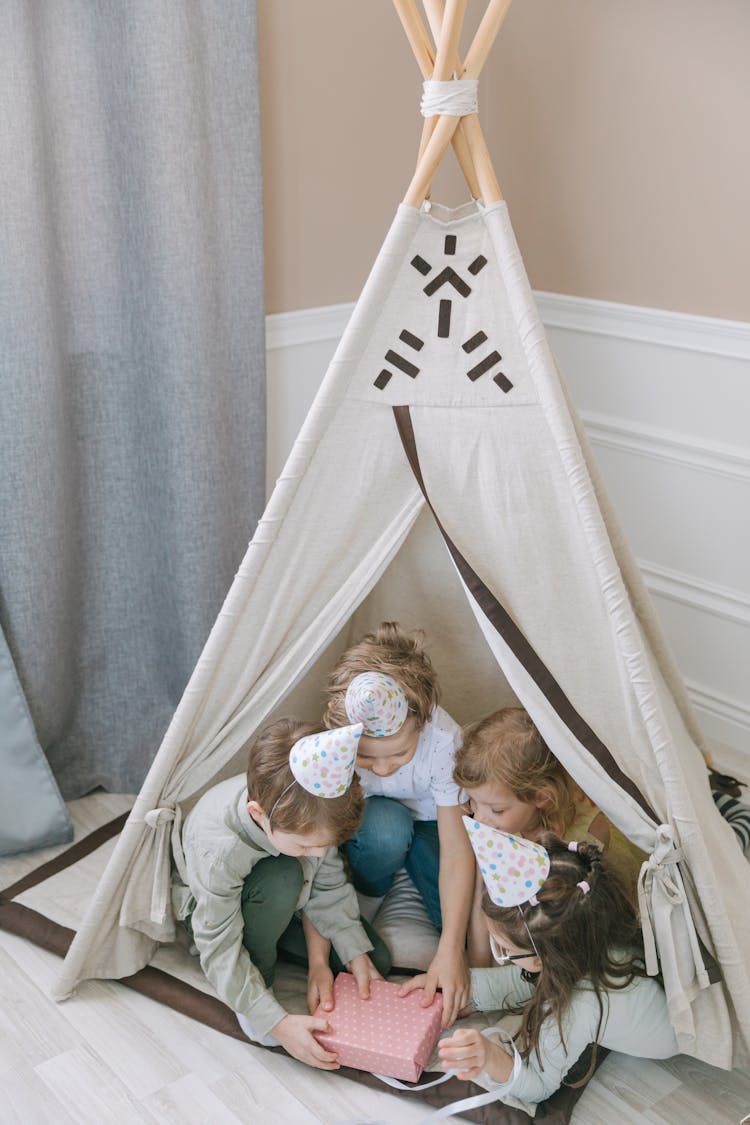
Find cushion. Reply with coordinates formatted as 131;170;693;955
0;629;72;856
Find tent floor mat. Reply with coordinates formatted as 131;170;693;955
0;807;604;1124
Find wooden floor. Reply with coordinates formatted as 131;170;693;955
1;792;749;1125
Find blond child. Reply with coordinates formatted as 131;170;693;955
322;621;475;1027
453;707;646;966
171;718;391;1070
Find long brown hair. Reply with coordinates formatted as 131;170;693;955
482;834;645;1082
454;708;579;834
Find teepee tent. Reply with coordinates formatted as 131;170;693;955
53;0;749;1073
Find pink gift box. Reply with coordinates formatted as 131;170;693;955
313;973;443;1082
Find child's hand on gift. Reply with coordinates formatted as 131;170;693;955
438;1027;514;1084
272;1013;341;1070
345;952;383;999
399;946;471;1027
306;961;335;1015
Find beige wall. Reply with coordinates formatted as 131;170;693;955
259;1;750;321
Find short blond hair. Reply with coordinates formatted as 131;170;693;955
245;717;364;843
453;707;578;835
324;621;439;731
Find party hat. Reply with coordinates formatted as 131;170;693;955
463;816;550;907
345;672;408;737
289;723;362;797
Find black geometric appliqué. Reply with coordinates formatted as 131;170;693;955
374;234;513;393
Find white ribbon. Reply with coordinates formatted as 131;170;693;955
337;1026;512;1124
420;78;479;118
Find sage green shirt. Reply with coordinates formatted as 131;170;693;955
469;957;678;1104
171;774;372;1038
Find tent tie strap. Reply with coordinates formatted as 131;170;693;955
142;803;186;924
420;78;478;118
637;824;709;990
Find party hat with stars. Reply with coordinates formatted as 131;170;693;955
345;671;408;737
289;723;362;797
463;815;550;907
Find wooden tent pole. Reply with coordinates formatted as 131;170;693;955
393;0;480;198
422;0;503;204
402;0;512;207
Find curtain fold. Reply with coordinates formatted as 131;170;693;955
0;0;265;797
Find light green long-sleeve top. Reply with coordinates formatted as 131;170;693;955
171;774;373;1039
470;957;678;1105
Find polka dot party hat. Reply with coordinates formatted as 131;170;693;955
463;815;550;907
344;672;408;737
289;723;363;797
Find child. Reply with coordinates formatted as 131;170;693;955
453;707;646;964
171;717;391;1070
323;621;475;1027
408;826;678;1105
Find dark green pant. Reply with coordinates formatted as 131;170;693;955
192;854;391;987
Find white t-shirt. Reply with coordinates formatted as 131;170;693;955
355;705;463;821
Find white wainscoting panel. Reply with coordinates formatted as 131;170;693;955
266;295;750;758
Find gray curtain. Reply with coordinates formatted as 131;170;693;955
0;1;266;798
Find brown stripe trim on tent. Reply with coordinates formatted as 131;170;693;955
1;811;130;901
393;408;723;985
0;893;590;1124
392;404;658;822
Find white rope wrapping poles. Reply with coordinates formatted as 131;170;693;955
394;0;513;207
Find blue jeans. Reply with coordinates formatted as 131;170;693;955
344;796;442;930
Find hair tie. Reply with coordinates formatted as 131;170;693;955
567;840;579;852
577;880;591;895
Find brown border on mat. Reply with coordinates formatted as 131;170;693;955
0;820;599;1124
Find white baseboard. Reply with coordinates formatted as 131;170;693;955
265;292;750;756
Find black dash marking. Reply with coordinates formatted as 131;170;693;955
438;299;452;338
385;350;419;378
462;331;488;353
423;266;471;298
399;329;424;351
411;255;431;276
374;370;392;390
468;255;487;275
493;371;513;393
467;350;502;382
444;234;457;255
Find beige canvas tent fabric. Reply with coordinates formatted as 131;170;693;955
56;199;750;1070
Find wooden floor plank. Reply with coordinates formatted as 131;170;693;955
208;1068;323;1125
34;1043;158;1124
142;1073;248;1124
0;1063;80;1125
